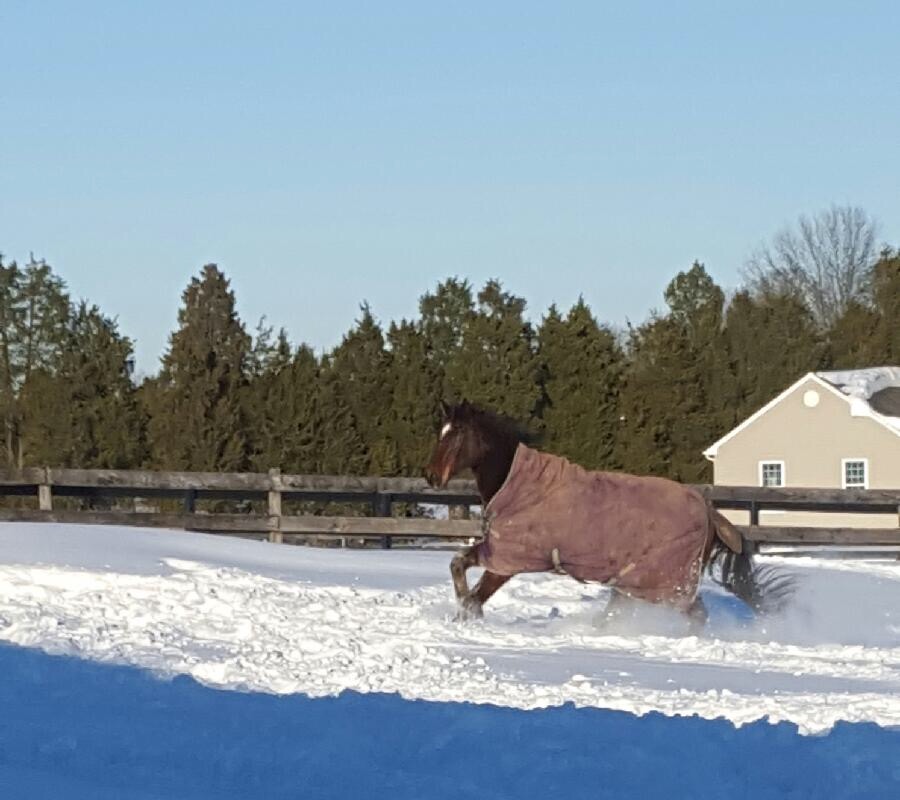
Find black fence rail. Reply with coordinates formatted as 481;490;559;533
0;468;898;551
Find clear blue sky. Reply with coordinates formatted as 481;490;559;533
2;1;898;375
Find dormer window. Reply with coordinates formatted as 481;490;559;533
842;459;868;489
759;461;784;487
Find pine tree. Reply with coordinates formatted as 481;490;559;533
0;256;70;467
825;300;882;369
247;337;320;473
538;299;624;469
308;354;368;475
328;304;396;474
418;278;474;376
444;280;541;422
147;264;251;471
383;319;442;476
19;303;144;468
871;249;900;363
615;263;730;482
725;290;824;419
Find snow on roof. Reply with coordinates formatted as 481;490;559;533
704;367;900;458
816;367;900;433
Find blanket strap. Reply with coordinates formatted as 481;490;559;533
606;562;636;587
550;548;587;584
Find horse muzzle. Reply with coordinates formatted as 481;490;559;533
424;463;451;489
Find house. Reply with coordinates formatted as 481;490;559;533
703;367;900;528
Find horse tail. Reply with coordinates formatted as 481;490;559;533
706;507;794;615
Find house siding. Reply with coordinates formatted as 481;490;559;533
712;376;900;528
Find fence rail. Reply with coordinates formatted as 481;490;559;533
0;468;898;551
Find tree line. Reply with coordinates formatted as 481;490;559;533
2;206;897;482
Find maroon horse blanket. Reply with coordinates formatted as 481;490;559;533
477;445;712;606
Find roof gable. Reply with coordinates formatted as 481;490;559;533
703;371;900;460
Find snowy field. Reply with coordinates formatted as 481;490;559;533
1;523;899;797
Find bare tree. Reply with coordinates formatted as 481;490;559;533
742;205;879;328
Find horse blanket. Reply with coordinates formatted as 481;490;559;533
478;444;712;605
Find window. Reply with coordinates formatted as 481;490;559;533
759;461;784;487
842;459;868;489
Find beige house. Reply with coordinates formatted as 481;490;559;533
703;367;900;528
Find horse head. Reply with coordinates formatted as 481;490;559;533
424;401;530;500
424;400;485;488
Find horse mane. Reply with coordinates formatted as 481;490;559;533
449;401;538;448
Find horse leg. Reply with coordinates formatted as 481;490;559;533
685;595;708;634
599;588;631;625
450;546;483;620
465;571;511;617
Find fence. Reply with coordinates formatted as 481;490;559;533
0;467;898;552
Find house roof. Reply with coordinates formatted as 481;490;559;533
703;367;900;460
816;368;900;434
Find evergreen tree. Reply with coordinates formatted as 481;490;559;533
726;290;824;418
328;304;396;474
870;249;900;363
383;319;442;475
444;280;541;422
19;303;144;468
147;264;251;471
247;337;320;473
0;255;70;467
308;354;367;474
538;299;623;469
615;264;729;482
826;300;882;369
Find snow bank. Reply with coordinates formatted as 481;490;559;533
1;523;899;735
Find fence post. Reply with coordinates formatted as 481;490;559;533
38;468;52;511
746;500;760;555
373;491;392;549
268;468;283;544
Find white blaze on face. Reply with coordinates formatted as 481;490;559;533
440;422;452;439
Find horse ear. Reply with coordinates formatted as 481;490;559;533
439;399;451;418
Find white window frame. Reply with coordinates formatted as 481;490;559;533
758;460;785;488
841;458;869;490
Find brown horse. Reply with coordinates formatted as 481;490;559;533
425;401;790;629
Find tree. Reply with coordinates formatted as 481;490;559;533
247;337;320;473
418;277;475;400
328;304;396;474
308;354;368;475
537;299;624;469
444;280;541;422
147;264;251;471
383;319;442;476
615;264;730;482
743;205;879;329
725;290;824;418
19;302;145;468
870;248;900;363
0;255;70;467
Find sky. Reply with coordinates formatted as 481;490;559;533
2;1;899;375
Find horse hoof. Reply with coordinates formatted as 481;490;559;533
455;600;484;622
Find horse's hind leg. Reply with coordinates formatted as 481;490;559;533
685;596;708;634
598;589;631;626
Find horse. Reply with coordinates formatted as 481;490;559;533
424;400;791;630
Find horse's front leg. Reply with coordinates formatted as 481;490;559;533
450;546;484;620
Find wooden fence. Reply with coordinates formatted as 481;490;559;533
0;467;898;552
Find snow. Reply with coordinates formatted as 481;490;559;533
817;367;900;402
4;643;898;800
817;366;900;430
2;523;900;737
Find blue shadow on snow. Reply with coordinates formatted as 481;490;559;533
0;641;897;799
